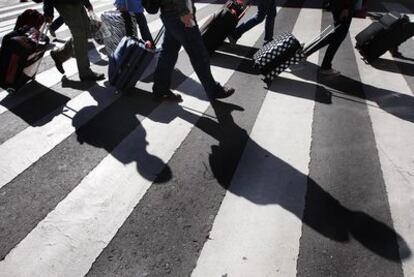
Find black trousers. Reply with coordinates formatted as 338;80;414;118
305;9;352;69
121;11;154;44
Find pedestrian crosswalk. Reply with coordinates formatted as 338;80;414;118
0;0;413;276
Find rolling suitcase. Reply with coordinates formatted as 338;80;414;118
253;25;339;83
14;9;45;30
0;24;49;92
101;10;138;55
253;33;304;83
355;12;413;63
108;27;164;93
200;0;247;54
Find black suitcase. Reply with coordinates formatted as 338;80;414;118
0;25;49;92
355;12;413;62
200;0;247;54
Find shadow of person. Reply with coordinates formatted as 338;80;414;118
267;74;333;104
0;81;71;127
203;100;410;261
70;82;172;184
141;86;411;261
288;61;414;123
371;57;414;76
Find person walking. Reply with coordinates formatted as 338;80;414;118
152;0;235;101
228;0;277;45
49;0;93;38
114;0;154;46
304;0;355;76
44;0;105;81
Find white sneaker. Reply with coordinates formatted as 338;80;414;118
319;68;341;76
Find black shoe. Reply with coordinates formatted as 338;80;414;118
50;50;65;74
213;86;235;100
228;35;237;46
49;28;56;38
153;90;183;102
79;72;105;81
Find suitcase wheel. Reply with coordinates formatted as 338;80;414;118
6;88;16;93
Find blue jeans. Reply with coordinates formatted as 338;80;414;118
232;0;277;42
153;12;221;99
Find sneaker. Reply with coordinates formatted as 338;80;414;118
50;50;65;74
153;90;183;102
79;71;105;81
319;68;341;76
213;86;235;100
227;35;237;46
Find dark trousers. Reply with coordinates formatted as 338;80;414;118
321;11;352;69
53;3;91;76
121;11;154;44
232;0;277;42
50;16;65;32
305;9;352;69
153;12;221;99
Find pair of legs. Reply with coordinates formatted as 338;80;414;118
230;0;277;43
51;3;104;80
50;16;64;36
304;8;352;73
121;11;154;44
153;12;234;101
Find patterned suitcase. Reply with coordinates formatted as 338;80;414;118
253;33;304;83
108;27;164;92
101;10;138;55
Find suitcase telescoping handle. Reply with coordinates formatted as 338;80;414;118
153;26;165;46
36;22;50;47
302;24;341;56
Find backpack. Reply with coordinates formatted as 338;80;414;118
141;0;160;14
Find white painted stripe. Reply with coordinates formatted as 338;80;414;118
192;7;322;277
0;0;103;27
0;39;107;115
0;1;216;102
0;1;212;35
0;20;238;277
0;8;218;188
0;4;42;21
0;1;113;35
349;17;414;277
0;2;36;13
0;16;163;113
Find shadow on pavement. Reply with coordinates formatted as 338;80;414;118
288;60;414;123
